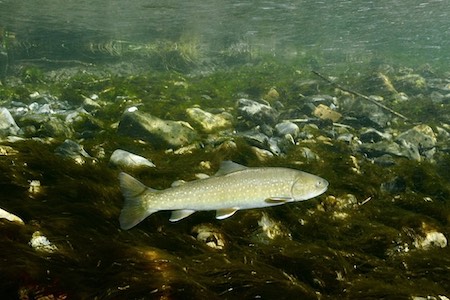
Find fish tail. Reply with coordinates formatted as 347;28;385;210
118;172;158;230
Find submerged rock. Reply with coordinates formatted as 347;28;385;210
40;116;73;138
0;107;20;136
55;139;93;164
359;128;392;143
339;97;391;128
192;224;226;250
274;121;299;138
359;141;405;158
380;176;407;194
396;124;436;149
29;231;58;253
237;98;278;125
396;124;436;160
28;180;44;199
394;73;427;93
254;212;291;242
414;230;447;250
263;87;280;103
109;149;155;170
186;107;233;133
0;207;24;225
118;109;198;149
313;104;342;122
238;129;282;155
297;147;321;162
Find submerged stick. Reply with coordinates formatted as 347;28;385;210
312;70;409;121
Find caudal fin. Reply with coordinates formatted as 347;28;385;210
118;172;157;230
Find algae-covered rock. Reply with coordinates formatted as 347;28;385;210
396;124;436;161
397;124;436;148
118;109;198;149
41;116;73;138
186;107;233;133
55;139;93;164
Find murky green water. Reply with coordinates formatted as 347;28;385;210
1;1;449;299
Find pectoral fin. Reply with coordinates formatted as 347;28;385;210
215;208;239;219
264;197;294;204
169;210;196;222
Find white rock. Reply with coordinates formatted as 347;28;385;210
110;149;155;169
192;224;226;250
29;231;58;253
0;107;20;136
28;180;42;194
0;207;24;225
414;231;447;250
258;213;284;240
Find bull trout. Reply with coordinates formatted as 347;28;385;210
119;161;328;230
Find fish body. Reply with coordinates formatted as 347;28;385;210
119;161;328;230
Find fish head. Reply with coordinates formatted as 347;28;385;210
290;172;328;201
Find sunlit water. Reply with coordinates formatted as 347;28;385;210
1;0;449;68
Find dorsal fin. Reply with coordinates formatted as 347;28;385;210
171;180;186;187
215;161;248;176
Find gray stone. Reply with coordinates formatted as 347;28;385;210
268;137;282;155
339;97;391;128
396;124;436;160
297;147;320;162
396;124;436;150
359;128;392;143
275;121;299;138
239;129;269;147
55;139;93;164
381;177;406;194
237;98;278;125
118;109;198;149
359;141;405;158
0;107;20;136
397;139;422;161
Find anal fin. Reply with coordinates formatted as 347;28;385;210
215;208;239;219
169;210;196;222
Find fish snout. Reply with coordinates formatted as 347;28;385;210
290;175;329;201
